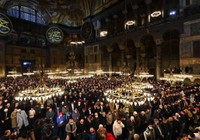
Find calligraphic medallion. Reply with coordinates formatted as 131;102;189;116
0;13;12;36
46;26;64;44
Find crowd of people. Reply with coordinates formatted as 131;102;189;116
0;75;199;140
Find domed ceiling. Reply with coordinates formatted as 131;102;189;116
0;0;120;27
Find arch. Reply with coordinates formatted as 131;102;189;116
140;34;156;58
162;29;180;70
4;0;51;25
163;29;180;41
111;42;121;71
183;78;192;85
193;78;200;85
101;44;109;62
100;44;108;53
100;44;109;71
124;39;137;59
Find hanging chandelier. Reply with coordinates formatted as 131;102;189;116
47;69;94;82
7;70;22;78
104;71;155;106
159;74;193;82
134;72;154;78
15;67;65;104
14;86;64;103
104;81;154;106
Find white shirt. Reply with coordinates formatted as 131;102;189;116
113;120;124;137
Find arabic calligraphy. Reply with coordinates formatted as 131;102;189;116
0;13;12;35
46;27;63;43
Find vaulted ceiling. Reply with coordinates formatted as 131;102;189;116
0;0;120;27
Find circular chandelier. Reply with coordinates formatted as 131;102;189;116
134;72;154;78
7;70;22;78
159;74;193;82
47;69;94;83
104;80;154;106
15;66;65;104
15;86;64;103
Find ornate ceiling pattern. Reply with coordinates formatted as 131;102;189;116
0;0;120;27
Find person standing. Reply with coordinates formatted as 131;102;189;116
76;119;86;140
106;111;113;133
97;124;107;140
28;107;36;128
127;116;136;140
10;108;18;131
56;112;66;139
113;119;125;140
46;107;55;122
65;119;77;139
139;130;151;140
16;109;29;130
153;119;164;140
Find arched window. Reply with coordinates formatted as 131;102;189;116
7;6;46;25
7;6;19;18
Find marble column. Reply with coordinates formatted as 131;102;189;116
140;53;147;71
155;39;162;80
119;44;126;69
135;42;141;70
107;46;113;74
0;42;5;77
145;0;152;23
179;0;185;16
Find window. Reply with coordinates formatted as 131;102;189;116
37;38;46;47
7;6;19;18
193;41;200;57
190;22;200;35
7;6;45;25
181;42;192;58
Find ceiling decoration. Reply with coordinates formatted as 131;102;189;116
0;0;121;27
38;0;84;27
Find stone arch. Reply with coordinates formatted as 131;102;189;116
4;0;51;24
193;78;200;85
124;39;137;71
183;78;192;85
140;34;156;75
124;39;137;59
111;42;121;71
162;29;180;69
100;44;109;71
140;34;156;58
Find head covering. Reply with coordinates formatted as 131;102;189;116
98;124;103;128
133;111;138;115
141;111;145;114
144;130;151;135
4;108;8;112
130;116;134;120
